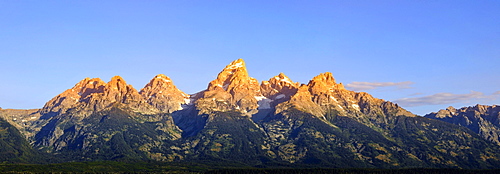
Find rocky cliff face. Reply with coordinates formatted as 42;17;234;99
140;74;190;113
39;77;106;117
425;105;500;145
40;76;159;118
275;72;414;124
195;59;261;115
260;73;299;108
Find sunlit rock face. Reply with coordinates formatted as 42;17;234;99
275;72;414;121
40;77;107;116
140;74;190;113
195;59;262;114
260;72;300;108
40;76;159;118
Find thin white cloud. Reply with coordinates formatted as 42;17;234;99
394;91;496;107
346;81;414;91
494;91;500;95
408;92;424;96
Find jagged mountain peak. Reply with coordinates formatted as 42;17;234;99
470;104;495;113
110;75;125;82
274;72;293;83
269;72;297;87
74;77;103;89
446;106;456;110
153;74;171;81
40;77;106;115
142;74;175;89
426;104;500;145
197;59;260;114
433;104;499;118
140;74;189;113
261;73;299;102
445;106;457;113
306;72;347;107
105;76;133;94
268;72;295;86
309;72;336;84
67;78;106;99
431;106;459;118
40;76;158;117
75;77;105;87
307;72;344;94
224;58;245;70
274;71;415;120
207;59;253;91
101;76;141;103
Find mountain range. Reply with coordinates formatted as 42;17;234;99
1;59;499;169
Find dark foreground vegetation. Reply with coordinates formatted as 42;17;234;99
1;161;500;173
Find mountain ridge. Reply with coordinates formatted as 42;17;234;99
1;59;499;169
425;104;500;145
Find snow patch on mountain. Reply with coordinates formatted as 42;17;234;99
352;104;360;110
255;95;272;109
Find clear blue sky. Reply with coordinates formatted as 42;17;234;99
1;0;499;115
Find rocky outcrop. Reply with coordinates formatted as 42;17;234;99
275;72;414;121
39;77;106;117
260;73;300;107
195;59;261;114
140;74;190;113
39;76;159;118
275;84;325;117
94;76;156;114
425;105;500;145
